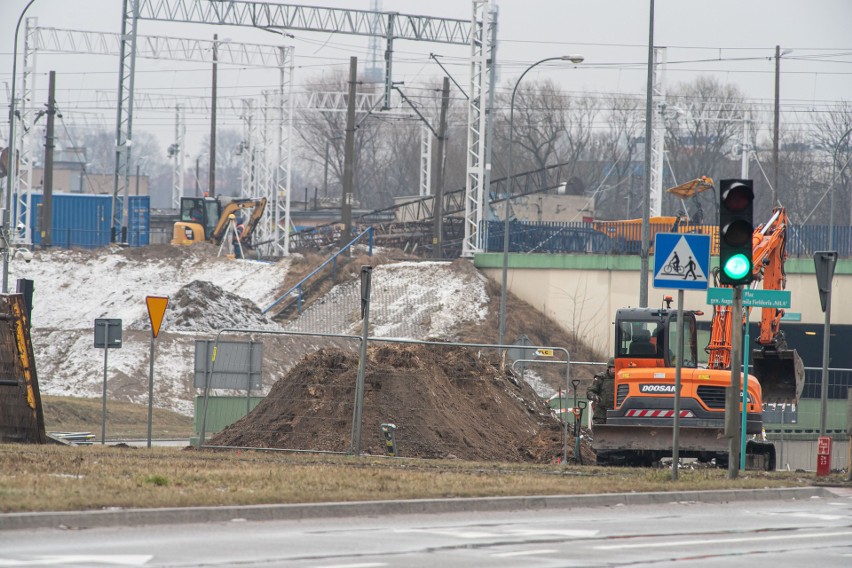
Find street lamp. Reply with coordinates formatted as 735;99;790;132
498;55;584;348
3;0;38;293
827;126;852;251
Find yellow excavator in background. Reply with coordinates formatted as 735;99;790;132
171;196;267;249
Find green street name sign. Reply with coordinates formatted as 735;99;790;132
706;287;791;308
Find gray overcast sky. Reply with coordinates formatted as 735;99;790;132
2;0;851;157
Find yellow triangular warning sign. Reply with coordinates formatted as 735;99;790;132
146;296;169;338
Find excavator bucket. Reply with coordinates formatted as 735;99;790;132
752;348;804;403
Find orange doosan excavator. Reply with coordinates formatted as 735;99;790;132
592;207;803;469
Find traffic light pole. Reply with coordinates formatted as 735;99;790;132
672;289;685;481
741;306;751;471
726;286;744;479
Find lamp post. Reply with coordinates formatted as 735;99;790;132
208;34;219;199
827;126;852;251
3;0;38;294
498;55;584;348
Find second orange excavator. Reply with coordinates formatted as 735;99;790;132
591;206;803;469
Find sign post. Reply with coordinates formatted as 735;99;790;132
351;267;372;455
653;232;710;481
94;318;122;444
145;296;169;449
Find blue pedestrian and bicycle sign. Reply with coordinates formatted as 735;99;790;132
653;233;711;291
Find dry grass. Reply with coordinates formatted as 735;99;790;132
0;444;824;513
12;258;831;516
42;396;193;440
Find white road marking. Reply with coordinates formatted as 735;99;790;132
393;529;498;539
788;513;847;521
596;530;852;550
317;564;387;568
393;528;598;539
763;512;846;521
491;549;558;558
0;556;152;567
507;529;599;538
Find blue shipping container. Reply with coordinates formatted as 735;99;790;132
22;193;150;248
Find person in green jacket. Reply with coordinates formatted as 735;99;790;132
587;357;615;425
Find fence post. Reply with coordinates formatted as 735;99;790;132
350;266;372;455
847;388;852;481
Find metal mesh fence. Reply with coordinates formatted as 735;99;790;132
196;333;575;463
283;261;489;340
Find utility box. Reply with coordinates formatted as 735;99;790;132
816;436;832;477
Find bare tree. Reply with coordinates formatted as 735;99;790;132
589;94;645;219
560;94;606;212
662;77;749;218
810;101;852;226
490;81;602;202
776;129;826;224
496;79;568;190
200;128;242;197
294;73;391;208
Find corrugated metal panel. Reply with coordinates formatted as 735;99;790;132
28;193;111;248
193;396;264;437
128;195;150;246
23;193;150;248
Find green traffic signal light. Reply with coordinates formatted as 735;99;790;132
723;253;751;280
718;179;754;285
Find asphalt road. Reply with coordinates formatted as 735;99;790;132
2;490;852;567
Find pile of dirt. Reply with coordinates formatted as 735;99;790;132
210;343;595;463
168;280;278;332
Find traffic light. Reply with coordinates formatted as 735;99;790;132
718;178;754;285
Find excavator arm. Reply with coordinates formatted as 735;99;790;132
752;208;788;346
706;207;803;401
239;197;268;243
209;198;267;245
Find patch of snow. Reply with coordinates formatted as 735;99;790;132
8;247;491;416
12;246;291;331
521;369;558;399
289;261;490;339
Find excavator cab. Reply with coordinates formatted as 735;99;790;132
172;197;222;245
615;307;699;370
